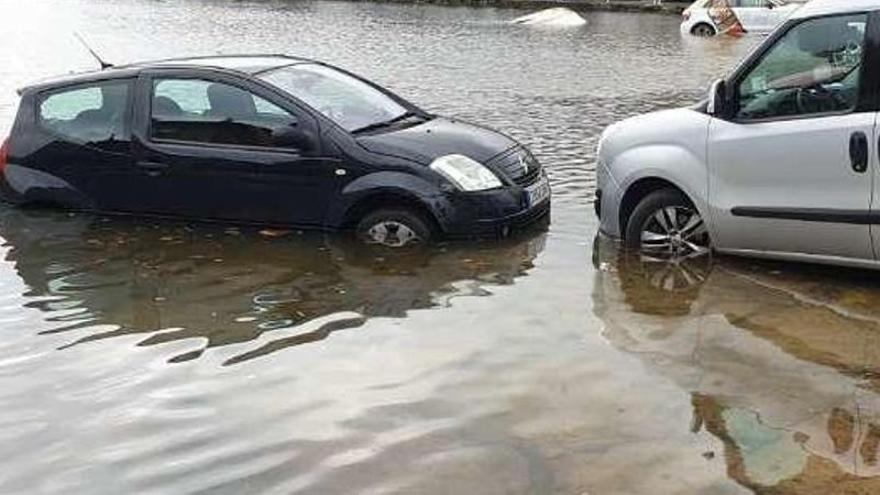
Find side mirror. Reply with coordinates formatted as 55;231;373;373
706;78;728;118
274;123;315;152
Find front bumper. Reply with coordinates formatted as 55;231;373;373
439;177;551;239
595;159;623;238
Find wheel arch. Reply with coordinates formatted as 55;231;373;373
341;192;442;234
325;171;448;233
618;177;695;240
607;141;711;241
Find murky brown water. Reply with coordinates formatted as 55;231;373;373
4;1;880;494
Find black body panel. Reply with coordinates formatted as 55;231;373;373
1;55;550;239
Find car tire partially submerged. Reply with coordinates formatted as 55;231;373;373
690;23;717;37
356;208;435;248
625;188;711;260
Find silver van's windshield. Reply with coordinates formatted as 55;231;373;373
259;63;408;132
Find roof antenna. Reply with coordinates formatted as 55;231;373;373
73;32;113;70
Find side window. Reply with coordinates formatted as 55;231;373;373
39;81;131;151
735;14;867;121
150;79;302;149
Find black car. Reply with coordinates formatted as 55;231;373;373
0;55;550;247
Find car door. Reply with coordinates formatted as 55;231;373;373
30;79;134;208
110;69;343;227
708;12;876;260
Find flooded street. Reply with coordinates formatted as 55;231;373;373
3;1;880;493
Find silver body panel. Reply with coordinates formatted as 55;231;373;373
596;0;880;270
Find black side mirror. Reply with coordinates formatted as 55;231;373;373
707;78;729;118
273;123;315;152
766;1;775;9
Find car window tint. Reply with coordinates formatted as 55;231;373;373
151;79;301;149
736;14;867;121
39;82;131;152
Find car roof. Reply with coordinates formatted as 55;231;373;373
792;0;880;19
20;54;313;94
117;54;311;73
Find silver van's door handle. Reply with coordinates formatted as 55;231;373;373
849;132;868;173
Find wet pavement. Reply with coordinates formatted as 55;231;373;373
3;1;880;494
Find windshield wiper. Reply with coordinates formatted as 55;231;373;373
352;111;422;134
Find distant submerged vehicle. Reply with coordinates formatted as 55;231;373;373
681;0;806;37
511;7;587;27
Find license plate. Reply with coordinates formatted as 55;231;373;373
525;177;551;207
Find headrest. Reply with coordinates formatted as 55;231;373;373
207;83;256;118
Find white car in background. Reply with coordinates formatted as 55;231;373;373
681;0;805;37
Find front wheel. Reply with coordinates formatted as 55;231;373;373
356;208;434;248
690;23;716;37
624;189;711;260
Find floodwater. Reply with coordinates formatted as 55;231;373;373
2;1;880;494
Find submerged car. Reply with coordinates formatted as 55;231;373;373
681;0;804;37
0;55;550;247
597;0;880;269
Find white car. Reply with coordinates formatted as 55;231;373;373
681;0;804;37
596;0;880;269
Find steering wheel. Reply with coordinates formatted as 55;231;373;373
795;84;849;114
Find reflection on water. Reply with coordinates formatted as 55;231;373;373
593;235;880;493
3;208;547;365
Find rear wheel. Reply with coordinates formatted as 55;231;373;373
690;23;716;37
356;208;434;248
624;188;711;261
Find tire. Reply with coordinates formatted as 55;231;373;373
624;188;711;258
690;23;716;37
356;208;434;248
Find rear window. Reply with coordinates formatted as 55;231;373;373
38;81;131;152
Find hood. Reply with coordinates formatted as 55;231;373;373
598;108;712;165
355;117;518;165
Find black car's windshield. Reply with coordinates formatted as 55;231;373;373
259;63;410;132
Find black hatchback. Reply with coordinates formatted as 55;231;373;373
0;55;550;247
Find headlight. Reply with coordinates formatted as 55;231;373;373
429;154;502;191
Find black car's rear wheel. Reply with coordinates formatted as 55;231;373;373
356;208;434;248
624;189;711;261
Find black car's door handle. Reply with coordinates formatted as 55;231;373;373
850;132;868;173
137;161;169;176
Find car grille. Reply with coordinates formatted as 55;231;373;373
489;147;542;186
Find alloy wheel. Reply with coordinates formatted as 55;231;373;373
365;220;421;248
637;205;711;291
640;206;710;260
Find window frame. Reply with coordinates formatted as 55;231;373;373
35;78;135;151
722;10;880;124
136;68;320;155
731;0;769;8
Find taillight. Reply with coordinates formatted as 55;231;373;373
0;137;9;174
